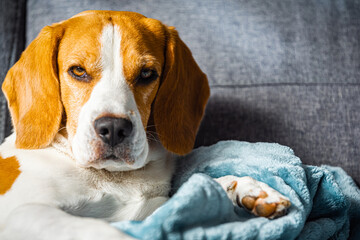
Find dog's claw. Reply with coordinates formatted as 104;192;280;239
227;181;238;192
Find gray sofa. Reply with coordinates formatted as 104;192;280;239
1;0;359;185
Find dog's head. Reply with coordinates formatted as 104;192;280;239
2;11;210;171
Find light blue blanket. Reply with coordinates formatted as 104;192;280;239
112;141;360;239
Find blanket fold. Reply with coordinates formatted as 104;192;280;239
112;141;360;240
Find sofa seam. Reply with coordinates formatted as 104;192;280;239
209;82;360;89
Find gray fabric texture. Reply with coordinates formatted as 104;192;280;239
26;0;360;86
0;0;26;143
0;0;359;183
195;85;360;183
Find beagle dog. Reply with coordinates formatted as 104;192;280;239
0;11;290;240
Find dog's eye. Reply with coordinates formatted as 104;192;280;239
140;69;153;79
137;69;158;84
68;66;90;81
72;67;86;77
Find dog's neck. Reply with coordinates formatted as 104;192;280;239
51;130;75;162
48;129;175;198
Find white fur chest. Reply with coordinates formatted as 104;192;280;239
61;160;174;222
0;134;174;226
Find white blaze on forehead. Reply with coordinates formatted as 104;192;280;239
95;24;136;112
101;24;123;88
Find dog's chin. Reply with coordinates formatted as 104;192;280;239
82;158;147;172
73;144;150;172
71;130;150;172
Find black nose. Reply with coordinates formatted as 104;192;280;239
94;117;133;147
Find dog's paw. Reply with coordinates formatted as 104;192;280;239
215;175;291;219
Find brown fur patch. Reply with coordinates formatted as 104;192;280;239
153;27;210;155
117;13;165;128
0;155;21;194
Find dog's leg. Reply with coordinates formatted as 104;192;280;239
0;203;135;240
215;176;291;219
132;196;169;220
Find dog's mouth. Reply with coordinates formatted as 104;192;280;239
101;152;135;165
104;154;117;160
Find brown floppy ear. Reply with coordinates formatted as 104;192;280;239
153;27;210;155
2;24;64;149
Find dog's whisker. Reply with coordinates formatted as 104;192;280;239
56;126;67;134
146;136;161;143
146;130;164;138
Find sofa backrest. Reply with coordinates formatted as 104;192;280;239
1;0;359;183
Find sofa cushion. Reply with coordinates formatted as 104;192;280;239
196;85;360;183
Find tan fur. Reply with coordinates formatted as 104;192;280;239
2;25;64;149
57;14;104;139
0;155;21;195
153;27;210;155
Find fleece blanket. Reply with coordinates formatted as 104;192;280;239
112;141;360;239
